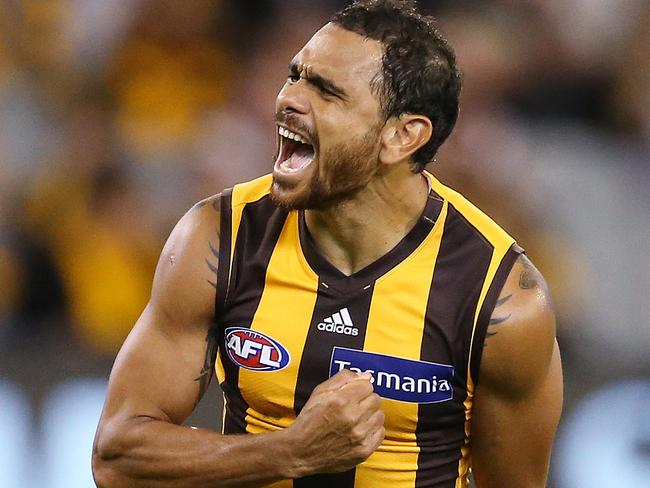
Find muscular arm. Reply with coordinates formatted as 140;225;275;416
92;196;384;487
92;196;296;487
471;254;563;488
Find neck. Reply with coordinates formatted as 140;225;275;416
305;166;429;276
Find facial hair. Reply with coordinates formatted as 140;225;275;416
271;125;381;211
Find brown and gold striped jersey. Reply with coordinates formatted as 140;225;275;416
214;172;522;488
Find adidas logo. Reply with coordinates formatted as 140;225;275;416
317;308;359;336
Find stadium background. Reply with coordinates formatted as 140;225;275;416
1;0;649;486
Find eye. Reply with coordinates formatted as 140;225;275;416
288;73;300;83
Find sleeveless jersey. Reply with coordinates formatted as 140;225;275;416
214;172;522;488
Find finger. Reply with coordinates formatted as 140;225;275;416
366;424;386;451
315;369;363;394
356;393;382;423
315;370;371;397
357;408;386;436
337;376;375;402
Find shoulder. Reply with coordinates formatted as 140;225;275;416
149;194;222;325
478;253;557;397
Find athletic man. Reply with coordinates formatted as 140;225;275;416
93;1;562;487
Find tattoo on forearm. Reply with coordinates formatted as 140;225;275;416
195;327;219;400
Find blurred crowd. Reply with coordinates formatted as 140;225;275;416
1;0;649;485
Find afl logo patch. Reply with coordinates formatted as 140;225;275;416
224;328;290;372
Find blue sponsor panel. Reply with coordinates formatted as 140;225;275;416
329;347;454;404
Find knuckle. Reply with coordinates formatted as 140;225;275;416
369;393;381;408
329;395;348;410
349;426;365;443
359;380;374;393
355;443;373;460
336;369;356;380
342;411;358;428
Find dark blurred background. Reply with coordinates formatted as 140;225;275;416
1;0;649;486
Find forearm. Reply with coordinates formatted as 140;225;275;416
93;418;299;487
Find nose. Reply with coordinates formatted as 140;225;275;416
275;81;310;116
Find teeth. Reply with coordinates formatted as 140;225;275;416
277;127;307;144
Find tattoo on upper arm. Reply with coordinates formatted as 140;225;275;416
486;293;512;339
519;258;539;290
485;255;547;345
197;195;221;289
180;196;222;400
195;327;219;401
191;195;221;213
206;240;219;289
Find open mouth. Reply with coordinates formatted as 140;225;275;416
275;126;315;173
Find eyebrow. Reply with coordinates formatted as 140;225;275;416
289;61;349;101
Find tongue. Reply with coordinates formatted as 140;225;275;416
287;145;314;170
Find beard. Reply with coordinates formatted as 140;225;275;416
270;125;381;211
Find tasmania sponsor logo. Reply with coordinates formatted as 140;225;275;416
225;327;290;372
329;347;454;404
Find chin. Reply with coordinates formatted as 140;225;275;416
270;177;339;211
270;178;312;210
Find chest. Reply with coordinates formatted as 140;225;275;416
217;273;468;441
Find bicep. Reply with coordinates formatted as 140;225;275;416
471;341;563;488
98;199;221;430
101;302;213;427
470;254;563;487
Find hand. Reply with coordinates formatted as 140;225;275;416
285;369;385;476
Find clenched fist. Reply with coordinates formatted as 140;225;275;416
285;369;385;476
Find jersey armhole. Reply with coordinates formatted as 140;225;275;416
470;243;524;386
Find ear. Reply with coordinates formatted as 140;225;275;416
378;115;433;166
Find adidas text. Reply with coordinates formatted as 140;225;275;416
317;307;358;336
317;322;359;336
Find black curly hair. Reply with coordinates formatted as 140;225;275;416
331;0;462;172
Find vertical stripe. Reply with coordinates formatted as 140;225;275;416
355;201;447;488
416;205;493;488
228;174;274;298
426;172;515;248
453;245;521;486
220;196;287;434
425;171;518;487
470;245;522;385
240;212;320;431
293;283;375;488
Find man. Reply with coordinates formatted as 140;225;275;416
93;1;562;487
